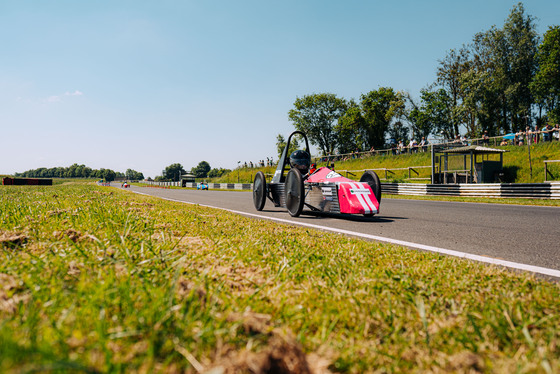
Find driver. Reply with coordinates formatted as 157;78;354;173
289;150;311;174
309;163;317;174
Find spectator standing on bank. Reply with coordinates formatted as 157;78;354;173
420;137;427;152
543;124;553;142
482;131;489;145
532;127;540;144
553;124;560;141
408;139;416;153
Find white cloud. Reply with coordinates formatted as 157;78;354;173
45;95;62;103
41;90;84;104
65;90;83;96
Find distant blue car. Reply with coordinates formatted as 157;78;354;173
197;182;208;190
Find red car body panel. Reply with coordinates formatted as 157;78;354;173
306;167;379;214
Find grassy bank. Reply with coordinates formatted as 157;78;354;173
1;183;559;373
217;142;560;184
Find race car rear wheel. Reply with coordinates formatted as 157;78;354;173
285;168;304;217
253;171;267;211
360;170;382;203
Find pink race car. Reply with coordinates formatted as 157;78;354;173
253;131;381;217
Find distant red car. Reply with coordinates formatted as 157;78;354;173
253;131;381;217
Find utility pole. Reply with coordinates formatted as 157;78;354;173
525;115;532;180
237;161;241;183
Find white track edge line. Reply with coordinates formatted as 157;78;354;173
132;191;560;278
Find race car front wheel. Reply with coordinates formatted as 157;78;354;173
253;171;267;211
285;168;304;217
360;170;382;203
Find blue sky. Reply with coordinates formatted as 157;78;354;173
1;1;559;178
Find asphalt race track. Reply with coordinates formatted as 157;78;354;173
124;185;560;278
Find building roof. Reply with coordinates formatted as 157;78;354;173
441;145;508;154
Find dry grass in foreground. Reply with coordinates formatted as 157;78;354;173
0;183;559;373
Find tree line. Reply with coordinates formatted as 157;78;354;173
15;164;144;182
287;3;560;156
155;161;231;182
16;161;232;183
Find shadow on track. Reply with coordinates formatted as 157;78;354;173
256;208;405;223
300;211;403;223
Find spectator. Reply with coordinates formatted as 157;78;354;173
532;127;540;144
482;131;489;145
543;124;553;142
525;126;532;145
408;139;416;153
420;137;427;152
460;135;468;145
500;138;508;146
554;124;560;141
397;140;404;154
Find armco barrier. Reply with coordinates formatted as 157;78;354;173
141;181;252;190
138;180;560;199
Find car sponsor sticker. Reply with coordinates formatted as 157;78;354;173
326;171;342;179
349;188;370;195
321;187;333;195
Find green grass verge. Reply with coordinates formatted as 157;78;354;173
1;183;559;373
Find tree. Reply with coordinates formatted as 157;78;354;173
360;88;405;148
288;93;347;155
82;166;92;178
208;168;231;178
163;163;186;182
436;47;471;136
335;101;367;153
408;88;453;139
125;169;144;180
467;4;538;133
192;161;211;178
432;4;538;136
102;169;116;182
276;133;300;160
387;121;409;144
532;25;560;124
502;3;538;130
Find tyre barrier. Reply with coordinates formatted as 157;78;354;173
2;177;53;186
139;181;560;199
141;182;252;190
381;182;560;199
